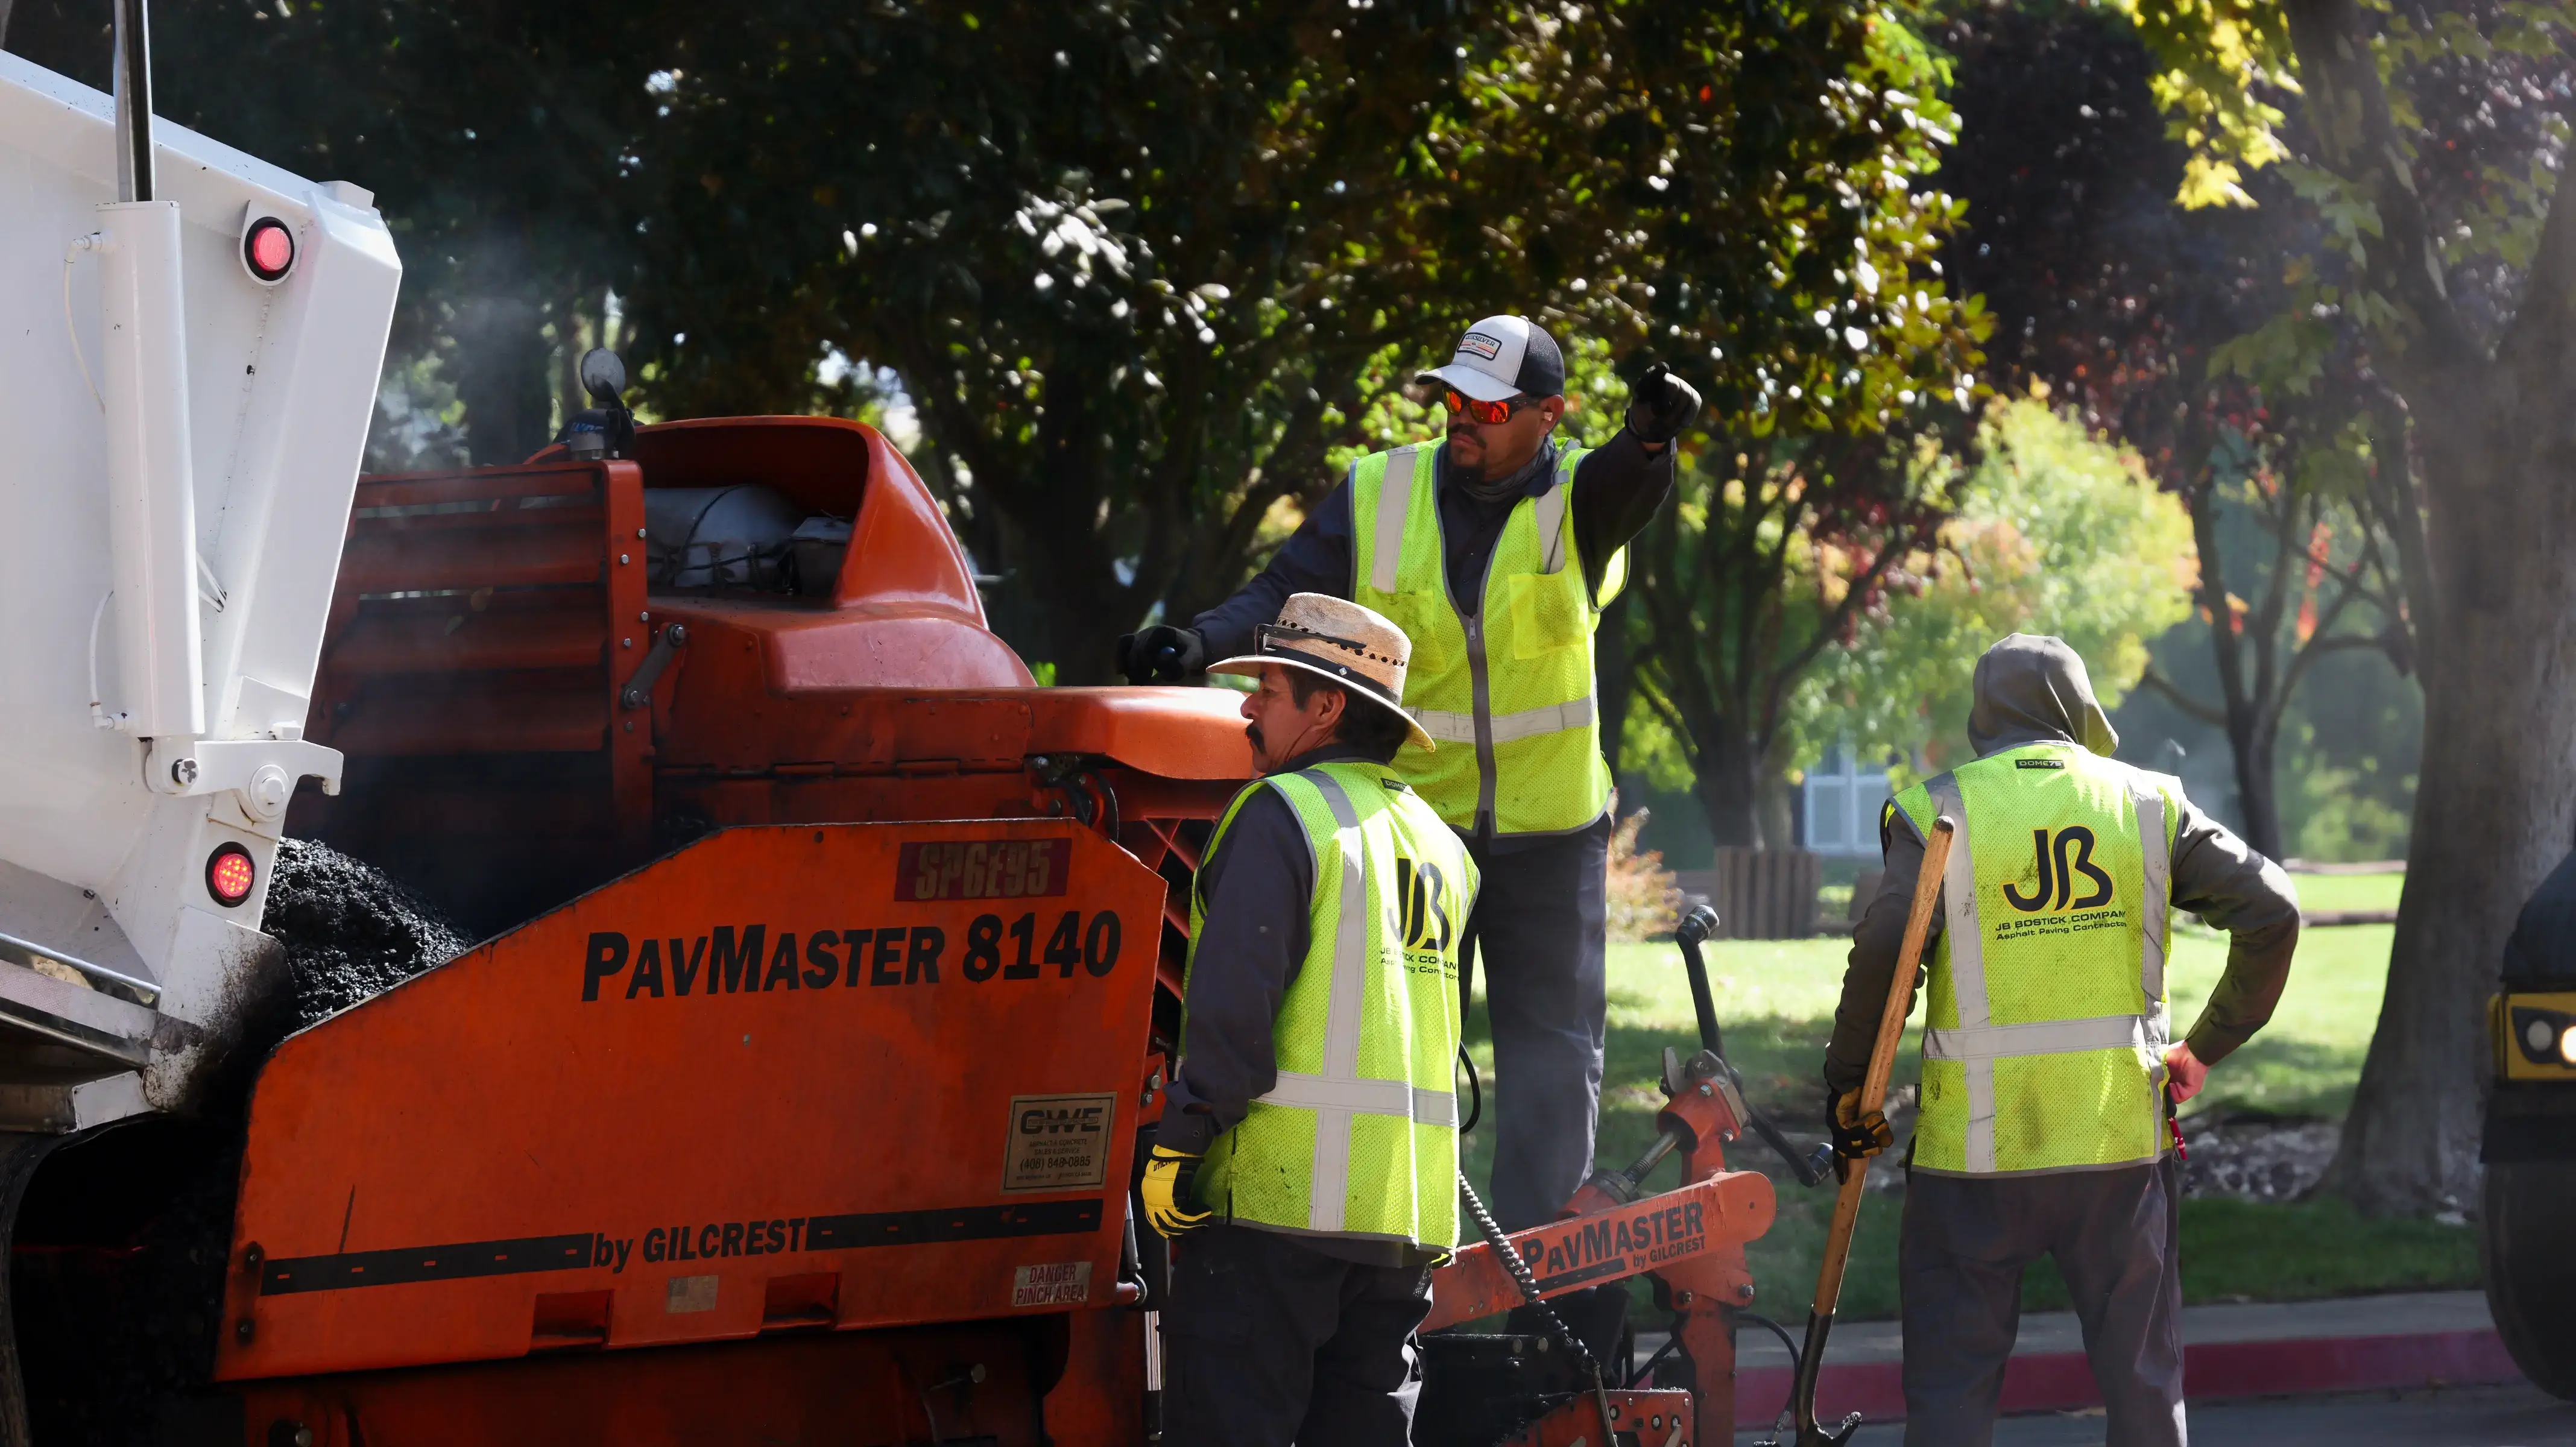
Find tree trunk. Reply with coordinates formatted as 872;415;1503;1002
1755;769;1797;856
2322;411;2576;1215
2230;713;2284;862
1693;723;1763;850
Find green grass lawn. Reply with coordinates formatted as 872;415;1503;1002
1458;919;2478;1323
2286;871;2405;915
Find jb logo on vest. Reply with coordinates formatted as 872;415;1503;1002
2004;827;2117;913
1395;857;1456;952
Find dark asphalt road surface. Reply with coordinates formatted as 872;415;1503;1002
1734;1383;2576;1445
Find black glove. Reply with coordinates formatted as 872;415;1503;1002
1624;362;1703;447
1116;625;1206;684
1826;1086;1893;1162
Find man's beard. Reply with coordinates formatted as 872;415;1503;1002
1445;425;1485;486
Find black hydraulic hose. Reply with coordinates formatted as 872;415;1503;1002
1674;906;1831;1188
1747;1102;1833;1188
1459;1173;1617;1442
1456;1042;1482;1135
1735;1309;1804;1431
1675;905;1725;1053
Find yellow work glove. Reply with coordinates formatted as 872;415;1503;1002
1141;1144;1211;1239
1828;1088;1893;1162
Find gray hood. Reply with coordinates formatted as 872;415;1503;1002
1967;634;2120;757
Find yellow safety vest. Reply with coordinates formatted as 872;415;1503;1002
1350;444;1624;837
1185;763;1480;1248
1890;742;2182;1176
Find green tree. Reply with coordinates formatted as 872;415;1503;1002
1792;396;2196;786
1593;1;1988;850
2134;397;2416;861
628;2;1527;679
2116;0;2576;1213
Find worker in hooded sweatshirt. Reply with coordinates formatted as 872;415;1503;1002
1823;634;2300;1446
1120;319;1700;1326
1141;592;1479;1447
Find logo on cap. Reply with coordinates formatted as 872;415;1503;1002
1457;332;1503;361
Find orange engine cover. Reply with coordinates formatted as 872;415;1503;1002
216;818;1161;1383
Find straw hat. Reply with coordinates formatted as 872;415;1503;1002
1206;593;1434;751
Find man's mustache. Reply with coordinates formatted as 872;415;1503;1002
1245;721;1266;757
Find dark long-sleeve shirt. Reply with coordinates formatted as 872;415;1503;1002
1823;767;2302;1095
1192;427;1676;657
1155;746;1353;1159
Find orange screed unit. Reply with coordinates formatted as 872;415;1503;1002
216;821;1160;1398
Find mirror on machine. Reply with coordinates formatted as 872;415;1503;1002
560;347;637;460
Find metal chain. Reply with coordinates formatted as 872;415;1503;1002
1459;1173;1619;1442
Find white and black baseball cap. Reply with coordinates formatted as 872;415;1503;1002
1417;315;1567;403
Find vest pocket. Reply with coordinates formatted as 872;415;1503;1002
1505;572;1587;660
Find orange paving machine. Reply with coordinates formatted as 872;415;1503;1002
13;397;1794;1444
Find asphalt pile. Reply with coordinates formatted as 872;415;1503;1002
262;837;470;1027
17;840;468;1445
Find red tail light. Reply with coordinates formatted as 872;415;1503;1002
207;843;256;907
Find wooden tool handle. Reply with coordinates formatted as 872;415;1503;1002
1809;815;1956;1317
1861;815;1955;1116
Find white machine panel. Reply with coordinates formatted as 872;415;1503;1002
0;49;400;1122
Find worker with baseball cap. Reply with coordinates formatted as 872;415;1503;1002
1122;316;1697;1314
1141;592;1479;1446
1824;634;2300;1445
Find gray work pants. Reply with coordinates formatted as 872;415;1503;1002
1160;1225;1434;1447
1463;818;1610;1232
1900;1156;2186;1447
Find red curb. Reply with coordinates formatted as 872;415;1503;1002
1732;1329;2523;1429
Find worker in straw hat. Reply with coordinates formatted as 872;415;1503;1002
1121;315;1699;1353
1141;592;1481;1446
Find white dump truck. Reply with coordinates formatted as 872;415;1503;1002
0;13;397;1131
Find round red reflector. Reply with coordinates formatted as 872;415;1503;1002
207;844;256;907
244;219;294;283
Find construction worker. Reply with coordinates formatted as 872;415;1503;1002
1825;634;2301;1446
1141;592;1479;1446
1122;315;1699;1267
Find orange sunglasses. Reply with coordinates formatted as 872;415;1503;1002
1441;387;1535;425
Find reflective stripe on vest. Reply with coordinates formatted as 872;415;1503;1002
1350;444;1615;836
1407;696;1597;746
1910;750;2177;1175
1182;763;1479;1245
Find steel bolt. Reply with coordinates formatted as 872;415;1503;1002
1734;1282;1754;1302
267;1421;313;1447
619;553;631;565
636;528;646;539
243;1242;264;1270
235;1317;256;1344
623;637;633;648
1673;1291;1693;1308
170;757;198;787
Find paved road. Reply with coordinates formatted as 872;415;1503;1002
1733;1384;2576;1445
